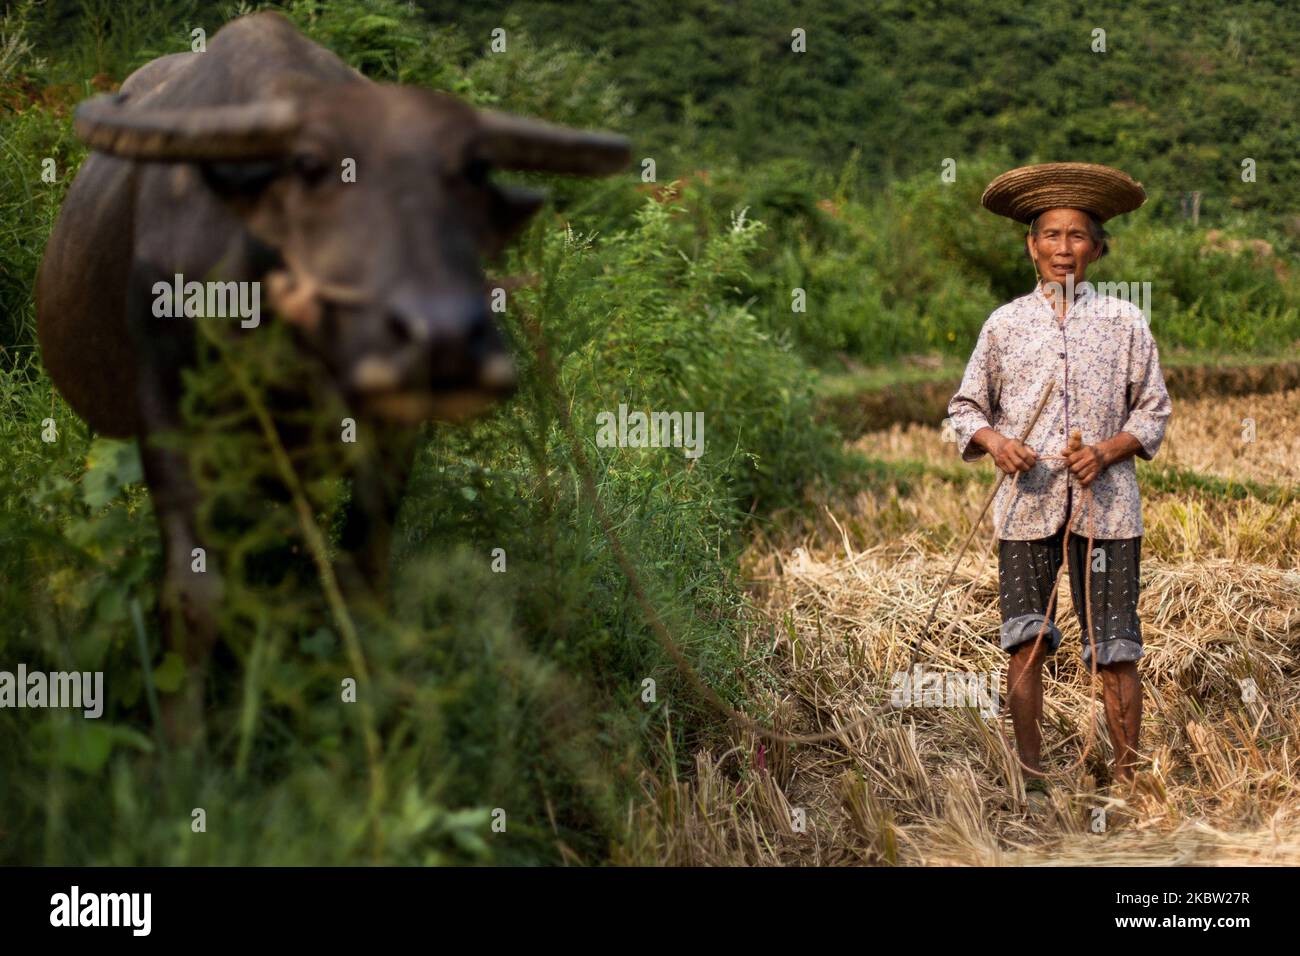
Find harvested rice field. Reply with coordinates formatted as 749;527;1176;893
852;388;1300;488
637;388;1300;865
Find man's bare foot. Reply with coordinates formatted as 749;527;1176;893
1024;775;1051;809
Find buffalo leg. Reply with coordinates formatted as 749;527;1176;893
138;426;224;746
132;290;223;746
337;428;419;600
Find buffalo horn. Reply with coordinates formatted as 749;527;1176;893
73;93;301;161
474;109;630;175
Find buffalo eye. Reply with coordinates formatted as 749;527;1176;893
463;156;490;188
201;159;282;197
292;152;330;186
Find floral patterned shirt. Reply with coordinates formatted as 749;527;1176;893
947;280;1172;541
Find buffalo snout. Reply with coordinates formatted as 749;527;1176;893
345;289;516;423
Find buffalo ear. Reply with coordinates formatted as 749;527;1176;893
486;184;546;255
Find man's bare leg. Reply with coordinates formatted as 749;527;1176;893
1100;661;1142;783
1007;639;1049;779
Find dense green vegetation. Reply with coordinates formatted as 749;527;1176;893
423;0;1300;364
0;0;1295;864
432;1;1300;218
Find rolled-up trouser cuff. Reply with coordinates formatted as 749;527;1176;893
1081;636;1143;667
1000;614;1063;655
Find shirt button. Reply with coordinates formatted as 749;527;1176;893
1058;352;1065;358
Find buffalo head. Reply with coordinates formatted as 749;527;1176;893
73;83;630;422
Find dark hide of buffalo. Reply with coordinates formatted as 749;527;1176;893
35;11;629;742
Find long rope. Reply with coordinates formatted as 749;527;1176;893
993;455;1102;782
521;303;1112;776
877;373;1105;782
519;311;1080;758
910;372;1103;782
519;308;874;744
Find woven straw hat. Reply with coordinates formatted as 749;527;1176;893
981;162;1146;223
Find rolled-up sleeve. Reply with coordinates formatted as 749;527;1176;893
948;321;999;462
1120;322;1172;460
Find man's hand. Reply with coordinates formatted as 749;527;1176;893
976;428;1038;475
1065;443;1107;487
1064;432;1145;487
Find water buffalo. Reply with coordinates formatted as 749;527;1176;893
35;11;629;740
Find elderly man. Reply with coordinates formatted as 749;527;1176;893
947;162;1172;788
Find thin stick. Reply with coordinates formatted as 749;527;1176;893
908;377;1057;666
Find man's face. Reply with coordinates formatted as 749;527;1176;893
1026;207;1102;286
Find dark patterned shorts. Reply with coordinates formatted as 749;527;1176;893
997;519;1143;667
